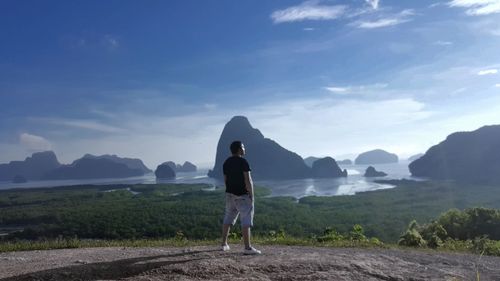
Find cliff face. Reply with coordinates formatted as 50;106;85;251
311;157;348;178
364;166;387;177
155;163;176;179
355;149;398;165
409;125;500;183
0;151;61;181
208;116;311;180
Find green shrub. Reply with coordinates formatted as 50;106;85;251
349;224;367;241
317;227;345;242
398;220;426;247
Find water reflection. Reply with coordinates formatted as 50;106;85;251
255;177;394;198
0;163;419;198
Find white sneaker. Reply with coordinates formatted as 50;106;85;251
244;246;261;255
221;244;230;251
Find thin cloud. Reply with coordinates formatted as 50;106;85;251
271;1;346;23
102;34;119;50
246;97;432;158
303;27;316;31
353;9;415;29
324;83;388;94
19;133;52;151
433;40;454;46
31;117;126;133
478;68;498;75
365;0;380;10
324;86;350;93
448;0;500;15
495;83;500;87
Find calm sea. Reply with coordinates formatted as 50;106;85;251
0;162;422;198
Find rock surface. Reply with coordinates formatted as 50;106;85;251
364;166;387;177
155;163;176;179
208;116;311;180
1;245;499;281
0;151;61;181
409;125;500;183
311;157;348;178
355;149;398;165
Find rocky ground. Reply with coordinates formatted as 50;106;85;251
1;245;500;281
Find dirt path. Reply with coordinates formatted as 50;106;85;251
1;245;499;280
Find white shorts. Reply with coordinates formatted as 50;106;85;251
223;192;254;227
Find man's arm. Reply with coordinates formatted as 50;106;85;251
243;171;254;200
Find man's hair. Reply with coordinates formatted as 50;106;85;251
230;141;243;154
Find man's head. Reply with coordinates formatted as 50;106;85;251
230;140;245;156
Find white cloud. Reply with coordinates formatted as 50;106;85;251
19;133;52;151
433;40;454;46
450;87;468;95
324;86;350;93
303;27;316;31
429;2;445;8
478;68;498;75
495;83;500;87
102;35;119;50
244;97;432;158
365;0;380;10
324;83;388;94
271;1;346;23
448;0;500;15
203;103;218;110
31;117;125;133
353;9;415;29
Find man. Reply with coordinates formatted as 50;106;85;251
221;140;261;255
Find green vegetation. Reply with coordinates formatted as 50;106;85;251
1;180;500;253
0;228;385;253
399;208;500;256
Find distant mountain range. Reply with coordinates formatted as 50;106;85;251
407;153;424;162
0;151;61;181
304;157;320;168
305;157;351;167
355;149;399;165
43;158;144;180
162;161;197;173
409;125;500;183
0;152;151;182
4;121;498;184
208;116;346;180
79;154;152;173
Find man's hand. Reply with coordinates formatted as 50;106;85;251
243;171;254;202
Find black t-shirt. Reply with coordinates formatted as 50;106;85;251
223;156;251;196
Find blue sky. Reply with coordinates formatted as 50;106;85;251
1;0;500;168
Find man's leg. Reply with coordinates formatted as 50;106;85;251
242;225;260;254
222;224;231;245
242;226;251;249
222;193;238;249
